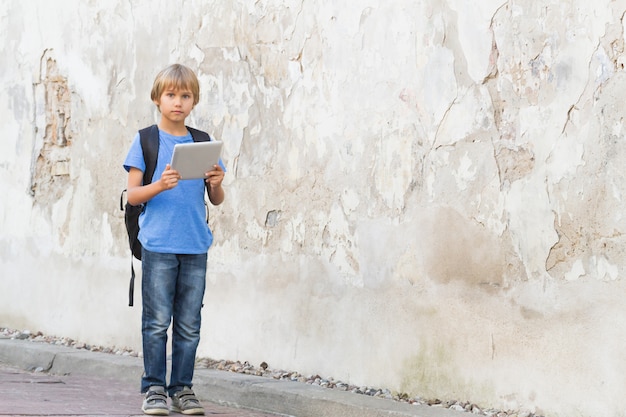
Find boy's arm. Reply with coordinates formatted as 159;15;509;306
126;165;181;206
206;164;225;206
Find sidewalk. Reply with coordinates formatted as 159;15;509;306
0;362;278;417
0;338;462;417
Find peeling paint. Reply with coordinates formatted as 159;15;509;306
30;54;72;203
3;1;626;416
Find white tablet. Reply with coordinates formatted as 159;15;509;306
170;141;223;180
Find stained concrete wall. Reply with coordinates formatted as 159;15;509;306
1;1;626;416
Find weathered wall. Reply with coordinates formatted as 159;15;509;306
2;1;626;415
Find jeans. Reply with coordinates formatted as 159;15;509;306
140;248;207;396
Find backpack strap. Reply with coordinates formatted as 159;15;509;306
139;124;160;186
187;125;211;142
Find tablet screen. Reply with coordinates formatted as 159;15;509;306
170;141;223;180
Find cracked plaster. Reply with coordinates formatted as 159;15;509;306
1;1;626;416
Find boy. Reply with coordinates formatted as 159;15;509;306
123;64;225;415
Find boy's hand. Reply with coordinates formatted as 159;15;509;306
205;165;224;189
160;164;181;190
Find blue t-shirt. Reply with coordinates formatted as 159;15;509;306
123;128;225;254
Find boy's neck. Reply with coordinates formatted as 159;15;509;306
158;120;188;136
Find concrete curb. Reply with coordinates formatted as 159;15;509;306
0;338;462;417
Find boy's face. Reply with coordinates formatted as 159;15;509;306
154;87;195;122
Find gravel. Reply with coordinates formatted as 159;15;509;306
0;327;543;417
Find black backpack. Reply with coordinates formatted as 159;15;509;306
120;124;212;306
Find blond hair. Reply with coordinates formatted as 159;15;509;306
150;64;200;106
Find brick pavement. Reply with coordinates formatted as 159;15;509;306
0;363;280;417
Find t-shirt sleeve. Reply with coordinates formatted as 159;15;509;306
123;133;145;173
